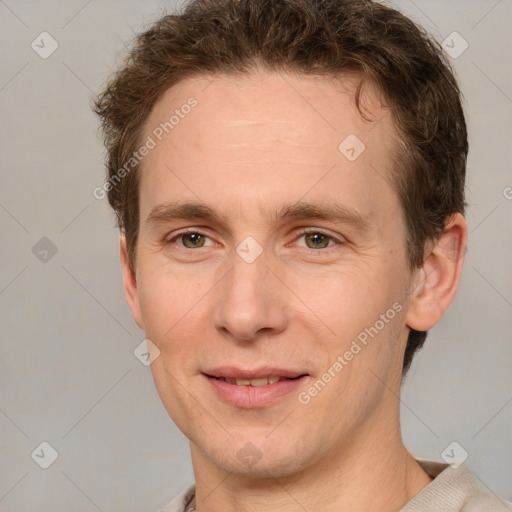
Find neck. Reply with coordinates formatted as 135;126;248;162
188;409;433;512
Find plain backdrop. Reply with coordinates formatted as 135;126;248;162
1;0;511;510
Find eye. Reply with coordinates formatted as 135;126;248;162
164;228;343;253
294;229;343;250
166;230;215;249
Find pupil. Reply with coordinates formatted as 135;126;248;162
186;233;203;247
307;233;328;248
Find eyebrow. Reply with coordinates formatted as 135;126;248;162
146;200;372;232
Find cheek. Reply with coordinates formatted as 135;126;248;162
290;264;409;388
136;247;409;361
287;265;396;337
136;265;206;351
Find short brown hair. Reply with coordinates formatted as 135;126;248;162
93;0;468;375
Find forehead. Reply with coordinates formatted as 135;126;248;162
138;71;399;225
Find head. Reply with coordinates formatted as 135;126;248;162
94;0;467;478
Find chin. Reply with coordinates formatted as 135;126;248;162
197;433;319;479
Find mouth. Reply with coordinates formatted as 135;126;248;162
207;375;306;386
203;367;309;408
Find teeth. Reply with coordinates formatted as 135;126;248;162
250;378;269;387
220;377;284;386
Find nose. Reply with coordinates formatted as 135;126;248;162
212;245;288;343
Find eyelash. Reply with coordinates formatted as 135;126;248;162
165;228;343;253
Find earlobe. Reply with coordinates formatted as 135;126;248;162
405;213;467;332
119;235;144;330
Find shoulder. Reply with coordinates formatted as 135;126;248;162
159;483;196;512
401;460;512;511
462;491;512;511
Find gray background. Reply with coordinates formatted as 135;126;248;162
0;0;511;510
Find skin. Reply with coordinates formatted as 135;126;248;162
120;70;467;512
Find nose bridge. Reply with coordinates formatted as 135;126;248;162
212;239;287;341
228;248;265;302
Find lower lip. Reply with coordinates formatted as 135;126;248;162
205;375;308;408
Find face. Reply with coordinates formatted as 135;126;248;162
124;71;419;477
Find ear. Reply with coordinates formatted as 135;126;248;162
120;234;144;330
405;213;467;332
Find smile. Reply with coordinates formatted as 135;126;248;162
203;367;309;408
212;376;301;386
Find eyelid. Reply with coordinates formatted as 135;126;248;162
297;227;343;241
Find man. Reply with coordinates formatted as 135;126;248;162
94;0;511;510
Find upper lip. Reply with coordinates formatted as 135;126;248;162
204;366;308;380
